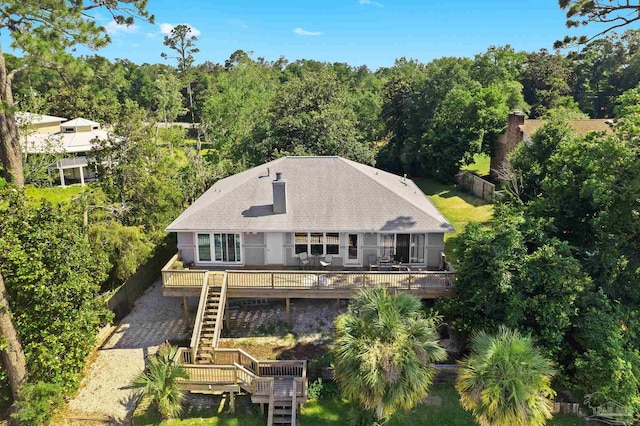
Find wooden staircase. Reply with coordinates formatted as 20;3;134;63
189;275;227;364
272;390;299;426
180;272;307;426
196;285;224;363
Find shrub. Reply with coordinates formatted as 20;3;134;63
12;382;64;426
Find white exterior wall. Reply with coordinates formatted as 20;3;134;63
177;232;196;265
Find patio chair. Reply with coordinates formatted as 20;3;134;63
379;255;392;271
298;252;310;270
320;255;333;270
368;254;379;271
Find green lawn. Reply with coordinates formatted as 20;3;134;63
133;384;586;426
24;184;85;205
416;178;494;264
460;153;491;176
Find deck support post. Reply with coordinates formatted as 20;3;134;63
336;298;340;308
260;403;265;414
183;296;189;322
229;391;235;413
225;299;230;324
286;297;290;324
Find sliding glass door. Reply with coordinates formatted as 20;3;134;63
197;233;242;263
379;233;426;264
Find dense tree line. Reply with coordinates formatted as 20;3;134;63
6;29;640;186
438;92;640;410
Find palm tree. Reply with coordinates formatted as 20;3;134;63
456;326;556;426
332;286;447;420
131;343;189;419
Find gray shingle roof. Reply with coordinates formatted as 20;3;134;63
166;156;455;233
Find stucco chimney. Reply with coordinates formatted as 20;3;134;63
272;172;287;214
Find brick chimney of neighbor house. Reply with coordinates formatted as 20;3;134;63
272;172;287;214
490;112;525;180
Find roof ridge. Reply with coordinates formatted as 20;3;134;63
338;157;452;228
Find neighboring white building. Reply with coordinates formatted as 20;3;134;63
167;156;455;270
19;113;109;187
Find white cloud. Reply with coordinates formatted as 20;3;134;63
160;23;174;34
105;21;139;35
159;23;201;37
294;27;321;36
360;0;383;6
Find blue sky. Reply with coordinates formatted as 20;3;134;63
84;0;626;69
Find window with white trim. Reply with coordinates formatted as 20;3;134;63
198;233;241;263
198;234;211;261
295;233;308;254
410;233;426;263
380;233;395;258
294;232;341;256
326;233;339;254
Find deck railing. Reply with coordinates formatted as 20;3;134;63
180;364;237;384
258;360;307;377
211;348;307;378
162;254;209;287
174;347;306;403
225;269;455;291
163;265;455;293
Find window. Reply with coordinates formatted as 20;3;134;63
410;233;426;263
326;233;340;254
310;232;324;255
199;233;241;263
295;233;308;254
380;234;394;258
294;232;341;256
348;234;358;260
198;234;211;261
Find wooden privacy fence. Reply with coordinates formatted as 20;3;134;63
455;171;495;202
106;239;176;318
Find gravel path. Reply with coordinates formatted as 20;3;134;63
63;279;189;424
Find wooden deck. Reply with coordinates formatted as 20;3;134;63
162;254;456;299
176;348;307;403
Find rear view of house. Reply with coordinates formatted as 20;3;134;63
167;156;455;270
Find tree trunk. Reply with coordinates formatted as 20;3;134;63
186;82;200;152
0;44;24;189
0;272;28;408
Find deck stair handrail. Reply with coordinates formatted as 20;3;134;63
291;377;306;426
232;362;260;392
211;275;228;349
190;271;210;361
